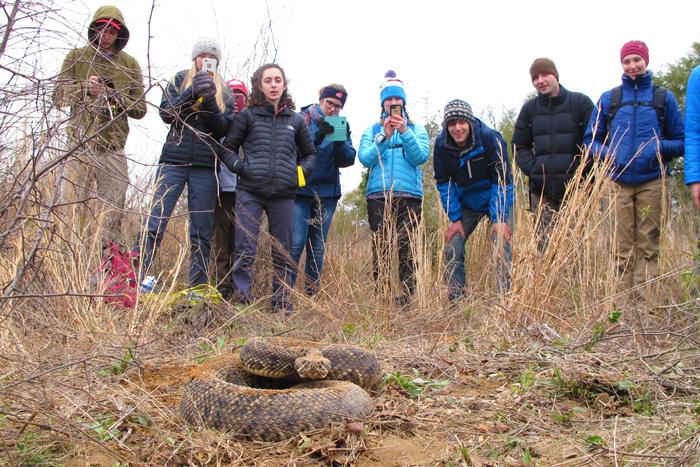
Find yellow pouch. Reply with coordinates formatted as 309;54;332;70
297;165;306;187
166;284;223;307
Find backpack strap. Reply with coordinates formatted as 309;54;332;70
604;85;667;136
652;85;667;134
605;85;623;131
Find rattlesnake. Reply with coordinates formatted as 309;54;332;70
180;339;382;441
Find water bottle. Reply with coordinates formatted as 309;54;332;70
140;275;156;293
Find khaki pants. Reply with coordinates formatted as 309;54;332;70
63;144;129;245
608;177;665;290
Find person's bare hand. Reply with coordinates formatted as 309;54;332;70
87;75;104;97
491;222;512;242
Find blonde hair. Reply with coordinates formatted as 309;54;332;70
179;62;227;112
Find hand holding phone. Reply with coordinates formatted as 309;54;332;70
388;104;407;133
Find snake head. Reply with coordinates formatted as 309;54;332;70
294;349;331;380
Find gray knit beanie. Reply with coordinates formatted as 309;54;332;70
442;99;474;128
191;37;221;62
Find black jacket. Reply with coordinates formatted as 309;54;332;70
159;69;234;167
512;86;594;202
221;105;316;199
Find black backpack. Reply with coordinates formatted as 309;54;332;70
605;85;667;134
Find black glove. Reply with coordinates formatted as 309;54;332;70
314;120;334;145
221;149;246;175
192;71;215;99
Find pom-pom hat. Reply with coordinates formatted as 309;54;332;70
379;70;406;106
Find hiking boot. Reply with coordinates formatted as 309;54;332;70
394;294;415;309
217;286;234;300
271;302;293;316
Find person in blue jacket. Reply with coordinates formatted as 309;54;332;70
358;70;430;306
434;99;514;301
291;84;356;296
686;64;700;211
584;40;684;292
134;37;234;290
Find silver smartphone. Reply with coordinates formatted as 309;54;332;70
202;57;217;75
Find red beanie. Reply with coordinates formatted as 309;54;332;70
620;40;649;65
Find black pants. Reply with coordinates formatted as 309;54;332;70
211;191;236;290
367;196;422;297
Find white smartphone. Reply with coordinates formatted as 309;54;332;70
202;57;217;75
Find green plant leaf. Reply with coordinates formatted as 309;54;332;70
608;310;622;323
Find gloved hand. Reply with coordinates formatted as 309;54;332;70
192;71;215;99
314;120;334;145
221;150;246;175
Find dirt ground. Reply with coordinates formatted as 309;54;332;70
2;299;699;466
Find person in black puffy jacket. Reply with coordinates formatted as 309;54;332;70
221;63;316;314
133;37;234;290
512;58;594;253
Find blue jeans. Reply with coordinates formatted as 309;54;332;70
134;165;216;286
444;208;513;300
231;189;295;310
290;196;338;295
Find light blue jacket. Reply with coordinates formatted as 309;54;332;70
358;120;430;197
685;65;700;186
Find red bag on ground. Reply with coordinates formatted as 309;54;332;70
97;241;138;308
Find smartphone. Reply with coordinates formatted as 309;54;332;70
390;104;403;118
202;57;217;75
324;116;347;142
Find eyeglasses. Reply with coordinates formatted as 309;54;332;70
322;99;343;110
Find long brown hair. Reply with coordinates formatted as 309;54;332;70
247;63;295;110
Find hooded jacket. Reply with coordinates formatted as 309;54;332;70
434;118;513;223
358;117;430;198
52;5;146;149
221;105;316;199
512;85;594;202
158;69;234;168
685;65;700;186
584;72;684;186
297;104;356;199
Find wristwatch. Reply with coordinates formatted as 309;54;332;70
374;133;386;144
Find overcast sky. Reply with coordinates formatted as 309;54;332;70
45;0;700;194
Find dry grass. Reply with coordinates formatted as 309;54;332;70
1;144;699;466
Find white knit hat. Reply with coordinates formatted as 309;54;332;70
191;37;221;62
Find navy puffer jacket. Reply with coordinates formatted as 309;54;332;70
159;69;234;167
297;104;355;199
584;72;684;185
512;86;594;202
221;105;316;199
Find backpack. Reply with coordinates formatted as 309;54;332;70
605;85;667;134
95;241;139;308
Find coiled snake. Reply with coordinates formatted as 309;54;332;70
180;339;382;441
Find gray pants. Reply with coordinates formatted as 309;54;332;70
231;189;295;309
529;191;561;254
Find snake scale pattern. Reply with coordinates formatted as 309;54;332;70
180;339;382;441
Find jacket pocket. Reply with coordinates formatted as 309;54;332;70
456;153;488;187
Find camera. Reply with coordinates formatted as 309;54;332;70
98;76;115;88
